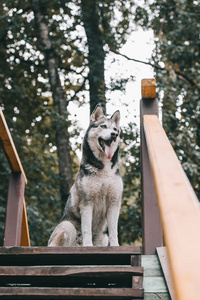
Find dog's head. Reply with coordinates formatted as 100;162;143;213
87;105;120;160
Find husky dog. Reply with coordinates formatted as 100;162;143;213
48;105;123;247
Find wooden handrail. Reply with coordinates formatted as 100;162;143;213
143;114;200;300
0;107;30;246
0;108;27;183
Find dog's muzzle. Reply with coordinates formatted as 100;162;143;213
98;133;118;159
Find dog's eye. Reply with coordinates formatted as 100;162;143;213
113;127;118;132
100;125;107;129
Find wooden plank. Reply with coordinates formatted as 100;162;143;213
142;255;163;277
141;79;156;99
0;246;141;255
143;115;200;300
143;277;168;293
140;92;163;254
4;173;25;247
0;246;141;266
157;247;175;300
0;107;27;183
0;266;143;277
144;293;170;300
20;199;30;247
132;276;143;289
0;287;144;298
131;254;141;267
142;255;169;295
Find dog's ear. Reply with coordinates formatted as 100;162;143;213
111;110;120;126
90;105;104;122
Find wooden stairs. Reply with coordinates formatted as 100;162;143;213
0;246;144;299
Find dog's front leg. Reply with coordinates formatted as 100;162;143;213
81;205;93;246
107;205;120;246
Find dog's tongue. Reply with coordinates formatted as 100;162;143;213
105;144;114;159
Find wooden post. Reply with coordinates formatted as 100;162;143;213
140;79;163;254
20;199;31;246
4;172;25;246
0;107;30;246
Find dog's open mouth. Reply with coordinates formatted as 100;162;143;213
98;137;116;160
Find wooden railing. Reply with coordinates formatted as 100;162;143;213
140;79;200;300
0;107;30;246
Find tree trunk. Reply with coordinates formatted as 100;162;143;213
30;0;73;209
81;0;106;114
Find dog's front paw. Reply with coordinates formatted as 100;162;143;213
83;242;93;246
83;239;93;246
109;240;119;246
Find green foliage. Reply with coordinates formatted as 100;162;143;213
0;152;9;245
0;0;140;246
135;0;200;199
0;0;62;245
21;133;61;246
151;0;200;199
97;0;135;51
119;123;142;245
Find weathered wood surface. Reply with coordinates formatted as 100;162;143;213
142;256;163;277
0;246;141;255
157;247;175;300
0;246;141;266
142;255;170;300
132;276;143;289
144;294;170;300
0;107;27;182
4;173;25;247
0;107;30;247
143;114;200;300
0;246;143;299
131;254;142;267
0;266;143;277
143;277;168;293
0;287;144;299
140;84;163;255
20;199;31;246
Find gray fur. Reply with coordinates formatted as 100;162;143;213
48;105;123;247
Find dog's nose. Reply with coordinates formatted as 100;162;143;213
111;132;118;138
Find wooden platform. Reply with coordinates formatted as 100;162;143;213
0;246;144;299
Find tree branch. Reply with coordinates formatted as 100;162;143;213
111;49;163;70
111;49;200;91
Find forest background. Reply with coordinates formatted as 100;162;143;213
0;0;199;246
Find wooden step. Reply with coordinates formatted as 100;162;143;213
0;266;142;288
0;246;144;299
0;266;143;277
0;287;143;299
0;246;141;266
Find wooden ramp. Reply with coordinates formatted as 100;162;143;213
0;246;144;299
